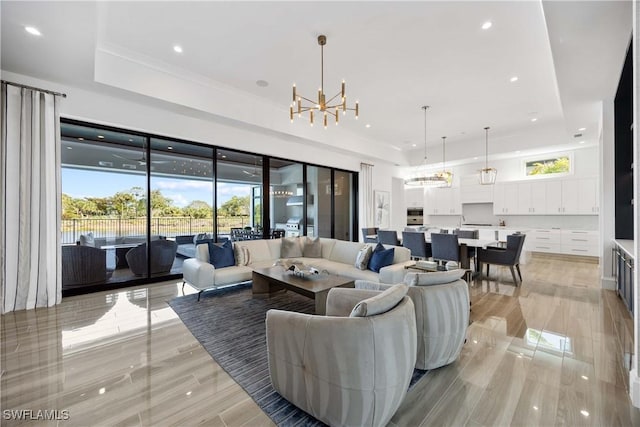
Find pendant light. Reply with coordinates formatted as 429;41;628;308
479;126;497;185
405;106;448;187
437;136;453;188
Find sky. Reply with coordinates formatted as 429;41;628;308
62;168;251;208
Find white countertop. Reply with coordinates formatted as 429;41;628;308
614;239;634;259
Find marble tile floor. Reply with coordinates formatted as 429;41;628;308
2;253;639;426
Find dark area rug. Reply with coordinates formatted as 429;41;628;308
169;283;428;426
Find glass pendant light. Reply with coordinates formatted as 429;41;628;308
479;126;497;185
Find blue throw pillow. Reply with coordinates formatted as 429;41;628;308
368;242;395;273
208;240;235;268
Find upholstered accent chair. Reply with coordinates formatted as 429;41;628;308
356;271;470;370
126;240;178;276
477;234;526;285
61;245;114;288
266;285;417;427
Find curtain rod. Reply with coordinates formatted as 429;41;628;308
1;80;67;98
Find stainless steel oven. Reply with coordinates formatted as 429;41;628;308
407;208;424;225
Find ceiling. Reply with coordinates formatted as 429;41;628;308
0;1;632;166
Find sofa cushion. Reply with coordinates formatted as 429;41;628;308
350;284;408;317
368;243;395;273
241;240;272;263
302;236;322;258
354;245;373;270
208;240;235;269
404;269;466;286
213;265;253;286
281;237;303;258
328;239;363;264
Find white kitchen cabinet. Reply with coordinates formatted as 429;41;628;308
493;177;598;216
528;228;562;253
405;187;424;208
561;229;599;256
493;183;519;215
578;178;599;214
425;187;461;215
517;182;546;214
545;181;563;214
560;179;580;214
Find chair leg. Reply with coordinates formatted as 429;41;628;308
182;281;186;291
509;266;519;285
197;290;203;301
486;264;490;277
516;264;523;281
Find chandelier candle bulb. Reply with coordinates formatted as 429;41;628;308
323;113;328;128
341;81;345;97
355;102;359;118
290;106;294;122
293;85;296;102
310;110;314;126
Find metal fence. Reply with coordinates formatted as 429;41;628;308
61;216;251;244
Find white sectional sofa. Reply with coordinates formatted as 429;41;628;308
182;237;413;299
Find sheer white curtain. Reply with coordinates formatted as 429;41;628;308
360;163;374;227
1;83;62;313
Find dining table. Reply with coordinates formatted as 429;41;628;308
367;232;498;271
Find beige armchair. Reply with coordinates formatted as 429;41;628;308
266;285;417;427
356;270;470;370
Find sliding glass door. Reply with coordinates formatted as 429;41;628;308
61;119;359;295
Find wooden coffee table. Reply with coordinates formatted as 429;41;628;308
252;267;354;315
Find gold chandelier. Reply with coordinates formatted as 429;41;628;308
290;35;359;128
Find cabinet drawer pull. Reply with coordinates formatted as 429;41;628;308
571;249;588;252
571;239;588;242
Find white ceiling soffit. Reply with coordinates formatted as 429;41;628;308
0;1;632;165
541;0;632;141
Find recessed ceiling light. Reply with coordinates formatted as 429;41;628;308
581;375;589;380
167;146;173;150
516;150;521;153
474;157;478;160
128;138;133;142
579;141;585;144
531;118;538;122
97;135;105;139
510;76;519;82
25;26;41;36
256;80;269;87
412;144;417;147
533;406;539;411
66;146;72;150
580;410;589;417
221;155;227;158
482;21;492;30
365;124;371;128
173;45;183;53
578;127;586;131
77;137;84;141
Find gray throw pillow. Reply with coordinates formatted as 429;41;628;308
302;236;322;258
354;245;373;270
281;237;303;258
350;284;408;317
404;269;466;286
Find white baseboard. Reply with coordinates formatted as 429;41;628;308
630;369;640;408
601;276;616;290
